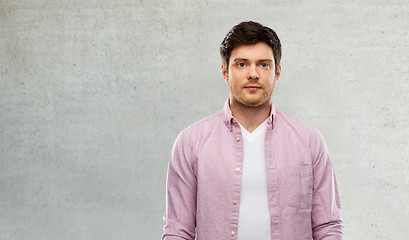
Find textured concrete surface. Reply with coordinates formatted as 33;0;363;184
1;1;408;239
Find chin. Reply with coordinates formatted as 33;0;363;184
242;97;271;108
245;102;264;108
232;94;270;108
240;99;265;108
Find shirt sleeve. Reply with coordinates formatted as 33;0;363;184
162;131;197;240
311;131;344;240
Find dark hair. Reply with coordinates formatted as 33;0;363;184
220;21;282;72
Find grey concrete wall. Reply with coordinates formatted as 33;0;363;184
1;1;408;239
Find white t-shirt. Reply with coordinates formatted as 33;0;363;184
237;119;271;239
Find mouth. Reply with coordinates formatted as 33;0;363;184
244;85;261;91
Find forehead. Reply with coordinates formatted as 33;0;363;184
230;42;274;62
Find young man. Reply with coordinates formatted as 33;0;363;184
162;21;343;240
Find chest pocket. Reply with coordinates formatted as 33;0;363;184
281;165;313;209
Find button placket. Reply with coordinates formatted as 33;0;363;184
229;117;242;240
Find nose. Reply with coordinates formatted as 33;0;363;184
248;65;259;80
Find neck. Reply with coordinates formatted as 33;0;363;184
229;99;271;133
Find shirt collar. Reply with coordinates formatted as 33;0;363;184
223;98;277;131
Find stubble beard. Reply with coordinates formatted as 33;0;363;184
231;90;272;110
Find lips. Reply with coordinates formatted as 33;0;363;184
244;85;261;91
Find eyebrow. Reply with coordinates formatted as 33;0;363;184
232;58;273;63
232;58;248;62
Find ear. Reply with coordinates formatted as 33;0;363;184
275;65;281;81
221;64;228;83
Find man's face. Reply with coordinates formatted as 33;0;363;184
222;42;281;108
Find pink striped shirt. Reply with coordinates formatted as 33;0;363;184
163;99;343;240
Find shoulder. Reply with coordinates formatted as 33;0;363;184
276;110;320;137
170;110;224;166
174;109;224;146
275;110;326;155
185;110;223;133
180;109;224;137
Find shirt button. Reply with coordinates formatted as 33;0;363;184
271;195;275;200
233;200;237;205
231;231;235;236
236;136;240;142
235;167;240;172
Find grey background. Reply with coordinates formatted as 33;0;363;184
1;0;408;239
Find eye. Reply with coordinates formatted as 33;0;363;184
260;63;270;68
238;62;246;67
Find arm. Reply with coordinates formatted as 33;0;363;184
162;131;197;240
311;131;344;240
